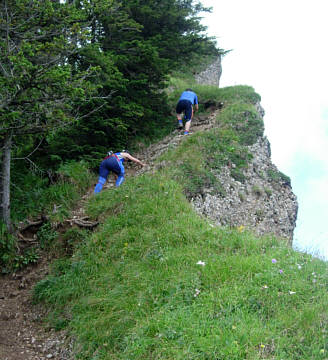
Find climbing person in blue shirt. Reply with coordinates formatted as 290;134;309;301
176;88;199;135
94;151;146;193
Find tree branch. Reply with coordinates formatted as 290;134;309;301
12;137;44;161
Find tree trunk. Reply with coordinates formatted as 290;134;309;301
0;132;12;232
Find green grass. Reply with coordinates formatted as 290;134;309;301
10;160;94;223
33;172;328;359
1;161;95;272
32;84;327;359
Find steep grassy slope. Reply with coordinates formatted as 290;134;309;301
34;117;328;359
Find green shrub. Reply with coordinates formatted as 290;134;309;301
0;221;40;272
231;168;246;183
37;223;58;250
267;169;291;186
264;187;272;197
0;222;18;273
252;185;263;197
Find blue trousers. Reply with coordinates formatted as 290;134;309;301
94;157;125;193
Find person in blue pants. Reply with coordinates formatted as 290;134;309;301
94;151;146;193
176;88;199;135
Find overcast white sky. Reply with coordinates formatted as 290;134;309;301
200;0;328;260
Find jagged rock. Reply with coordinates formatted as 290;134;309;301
195;56;222;87
191;132;298;243
192;62;297;242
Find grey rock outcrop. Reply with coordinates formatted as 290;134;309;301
192;61;298;242
191;135;298;242
195;56;222;87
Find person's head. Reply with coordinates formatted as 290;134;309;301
107;151;113;156
185;88;193;92
121;149;130;154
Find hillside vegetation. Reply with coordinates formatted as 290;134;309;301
1;2;327;358
32;85;328;359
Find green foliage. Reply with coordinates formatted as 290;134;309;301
219;103;264;145
0;221;17;273
0;0;97;138
158;123;252;197
12;248;40;271
0;220;40;272
264;187;273;197
42;0;220;161
33;173;328;359
231;168;246;183
216;85;262;105
267;169;291;186
252;185;263;197
10;161;94;223
37;223;58;250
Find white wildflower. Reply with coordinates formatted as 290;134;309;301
196;260;206;266
194;288;201;297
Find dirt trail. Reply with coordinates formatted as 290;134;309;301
0;258;72;360
125;110;219;178
0;109;220;360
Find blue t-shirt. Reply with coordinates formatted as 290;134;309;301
179;91;198;105
115;152;125;163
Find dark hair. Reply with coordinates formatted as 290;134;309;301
185;88;193;92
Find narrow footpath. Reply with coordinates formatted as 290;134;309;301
0;109;220;360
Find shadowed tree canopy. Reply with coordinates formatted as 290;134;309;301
44;0;220;163
0;0;98;230
0;0;222;233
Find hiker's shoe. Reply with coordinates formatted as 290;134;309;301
184;131;189;135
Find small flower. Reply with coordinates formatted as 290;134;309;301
297;264;302;269
260;344;265;348
237;225;245;233
262;285;268;289
232;325;236;330
196;260;206;266
209;224;214;228
289;291;296;295
272;258;277;264
279;269;284;274
194;288;201;297
320;349;325;354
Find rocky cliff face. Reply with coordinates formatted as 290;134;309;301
191;60;298;242
191;133;298;243
195;56;222;87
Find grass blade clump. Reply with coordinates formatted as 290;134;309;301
34;171;328;359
